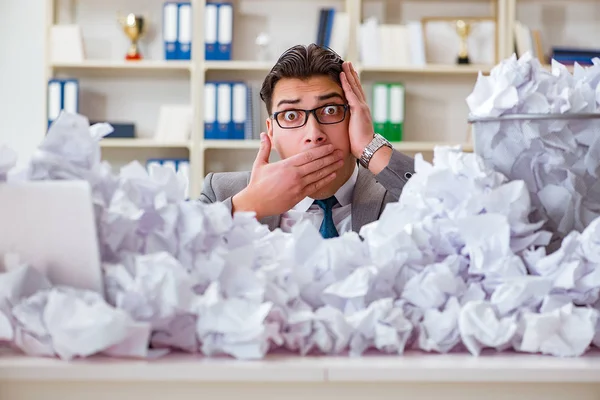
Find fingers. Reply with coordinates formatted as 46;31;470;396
300;156;344;188
297;149;344;177
302;171;338;197
286;144;335;167
253;132;271;167
341;71;363;107
342;61;366;102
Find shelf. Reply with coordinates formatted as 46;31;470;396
52;60;192;71
51;60;192;78
358;64;493;75
100;139;192;149
202;140;473;152
204;61;274;72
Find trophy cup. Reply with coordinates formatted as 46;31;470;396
118;13;146;60
455;19;472;64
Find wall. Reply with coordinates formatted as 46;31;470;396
0;1;46;166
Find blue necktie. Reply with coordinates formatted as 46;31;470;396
314;196;339;239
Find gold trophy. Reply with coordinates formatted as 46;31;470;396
455;19;472;65
118;13;146;60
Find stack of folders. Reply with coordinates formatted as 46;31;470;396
47;79;79;129
162;2;233;61
204;81;262;140
162;2;193;60
372;83;405;142
204;2;233;61
315;8;350;59
146;158;190;198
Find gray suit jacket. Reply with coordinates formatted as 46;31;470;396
198;150;415;233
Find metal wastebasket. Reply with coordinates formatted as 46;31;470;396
468;113;600;242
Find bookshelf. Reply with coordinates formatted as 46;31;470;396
44;0;530;199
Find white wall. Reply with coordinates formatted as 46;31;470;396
0;1;46;166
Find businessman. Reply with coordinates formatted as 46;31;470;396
199;43;415;238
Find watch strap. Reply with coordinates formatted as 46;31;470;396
359;133;392;168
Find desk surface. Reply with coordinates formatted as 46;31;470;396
2;350;600;383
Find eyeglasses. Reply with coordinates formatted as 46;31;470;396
271;104;349;129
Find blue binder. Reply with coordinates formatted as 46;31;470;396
47;78;79;129
230;82;247;140
177;2;192;60
324;9;335;48
216;3;233;60
216;82;231;139
163;2;179;60
205;3;218;60
146;158;189;171
204;82;218;139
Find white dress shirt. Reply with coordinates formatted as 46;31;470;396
279;164;358;235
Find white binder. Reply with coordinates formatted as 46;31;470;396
232;83;247;139
63;81;78;114
178;3;192;59
204;3;218;58
217;83;231;138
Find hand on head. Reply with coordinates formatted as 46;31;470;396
340;61;377;159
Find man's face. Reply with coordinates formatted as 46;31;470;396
266;75;355;196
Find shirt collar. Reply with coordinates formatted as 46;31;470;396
293;163;359;212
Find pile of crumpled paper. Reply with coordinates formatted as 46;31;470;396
468;52;600;239
0;54;599;361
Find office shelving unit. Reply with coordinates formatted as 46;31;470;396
45;0;556;199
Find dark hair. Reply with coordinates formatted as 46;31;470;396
260;43;344;114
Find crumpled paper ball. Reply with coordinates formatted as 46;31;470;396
467;52;600;240
0;111;598;361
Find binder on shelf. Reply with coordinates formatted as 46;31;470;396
324;9;335;48
177;160;190;198
47;78;79;128
204;82;217;139
145;158;190;199
216;82;231;138
146;159;162;171
317;9;327;46
162;159;177;173
231;82;247;140
372;83;388;139
216;2;233;60
205;3;218;60
163;2;178;60
146;158;188;170
205;81;253;140
47;80;62;128
316;8;336;48
177;2;192;60
388;83;404;142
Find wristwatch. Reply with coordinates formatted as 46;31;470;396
359;133;392;168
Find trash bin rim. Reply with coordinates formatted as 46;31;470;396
467;113;600;123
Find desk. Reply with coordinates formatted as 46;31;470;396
1;350;600;400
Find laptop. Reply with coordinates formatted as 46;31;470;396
0;180;104;296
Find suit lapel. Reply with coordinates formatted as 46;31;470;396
351;166;387;232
